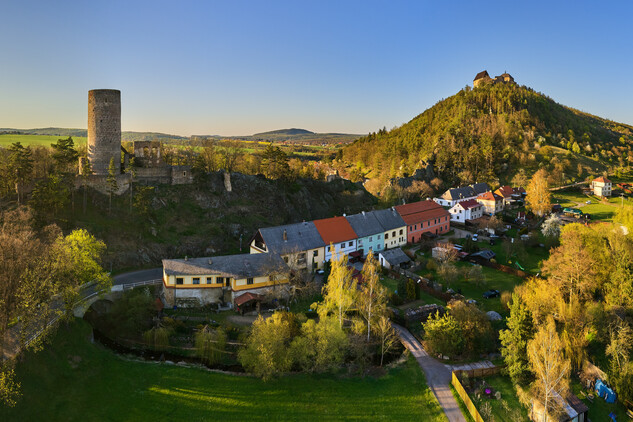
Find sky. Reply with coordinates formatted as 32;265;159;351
1;0;632;136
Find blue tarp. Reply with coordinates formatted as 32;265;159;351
595;379;617;403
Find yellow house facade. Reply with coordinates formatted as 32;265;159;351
162;253;291;307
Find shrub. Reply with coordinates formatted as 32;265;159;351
143;326;173;351
389;293;404;306
501;291;512;310
406;279;417;300
195;326;227;365
426;259;437;271
423;311;463;358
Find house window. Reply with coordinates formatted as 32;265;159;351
176;277;184;285
283;256;289;263
225;278;231;287
385;233;389;239
369;236;372;241
377;234;381;239
348;241;353;247
313;250;318;257
247;277;254;285
340;243;345;248
399;229;403;235
392;231;396;237
206;277;213;284
192;277;200;285
327;245;331;252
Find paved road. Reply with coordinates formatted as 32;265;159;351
393;324;466;422
113;267;162;286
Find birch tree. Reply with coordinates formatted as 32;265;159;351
528;316;570;422
321;250;356;328
526;169;551;216
358;252;387;341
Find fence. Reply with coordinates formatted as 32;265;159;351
452;371;485;422
110;278;163;292
453;366;501;379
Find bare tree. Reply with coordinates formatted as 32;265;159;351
528;316;570;422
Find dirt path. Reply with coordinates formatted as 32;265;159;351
393;323;466;422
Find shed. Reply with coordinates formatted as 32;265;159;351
378;248;412;270
469;249;496;261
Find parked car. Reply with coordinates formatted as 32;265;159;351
483;289;500;299
472;234;478;241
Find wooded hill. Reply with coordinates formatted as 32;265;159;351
342;82;633;188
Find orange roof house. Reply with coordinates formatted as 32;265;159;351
395;200;450;243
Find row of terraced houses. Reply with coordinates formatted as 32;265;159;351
161;200;450;307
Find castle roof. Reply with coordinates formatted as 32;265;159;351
474;70;490;80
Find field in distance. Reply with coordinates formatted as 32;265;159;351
0;134;87;147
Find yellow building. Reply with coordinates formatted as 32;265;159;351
162;253;291;307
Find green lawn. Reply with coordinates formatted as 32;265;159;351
0;134;87;147
571;381;630;422
472;375;528;422
2;319;447;421
450;263;523;316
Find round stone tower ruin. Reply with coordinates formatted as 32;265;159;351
88;89;121;175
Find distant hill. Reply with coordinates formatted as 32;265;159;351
342;80;633;188
0;128;187;142
254;128;315;136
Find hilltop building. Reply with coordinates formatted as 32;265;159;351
473;70;515;87
81;89;193;194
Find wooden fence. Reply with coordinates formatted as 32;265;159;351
453;366;501;379
451;371;485;422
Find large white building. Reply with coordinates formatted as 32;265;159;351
449;199;484;223
591;177;612;197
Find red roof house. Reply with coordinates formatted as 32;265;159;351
395;200;450;243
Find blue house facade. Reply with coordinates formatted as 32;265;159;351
345;211;384;256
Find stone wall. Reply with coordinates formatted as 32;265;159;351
171;165;193;185
133;141;164;167
77;173;131;195
162;285;224;307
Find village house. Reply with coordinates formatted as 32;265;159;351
372;207;408;250
591;176;612;197
162;253;291;307
249;221;326;271
476;191;504;215
434;183;490;207
313;216;358;262
448;199;483;223
345;211;385;257
395;200;451;242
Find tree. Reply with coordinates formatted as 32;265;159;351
423;311;463;358
29;173;70;222
79;157;93;215
261;143;290;180
238;311;299;380
51;229;111;319
358;252;387;341
528;316;570;422
195;325;227;365
375;315;398;366
217;140;243;173
500;293;535;386
106;157;118;213
526;169;551;217
541;214;562;238
289;316;348;372
450;301;494;357
512;168;529;188
51;136;78;172
7;142;33;205
320;251;356;327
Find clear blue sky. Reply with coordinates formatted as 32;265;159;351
1;0;632;136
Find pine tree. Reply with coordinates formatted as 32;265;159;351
499;293;535;386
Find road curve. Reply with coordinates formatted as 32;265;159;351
113;267;163;286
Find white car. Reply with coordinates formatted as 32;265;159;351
472;234;478;241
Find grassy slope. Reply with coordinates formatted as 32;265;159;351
0;134;87;147
2;319;447;421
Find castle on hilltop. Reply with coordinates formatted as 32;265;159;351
473;70;515;88
80;89;192;194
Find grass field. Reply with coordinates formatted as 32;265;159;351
0;134;87;147
571;381;629;422
1;319;447;421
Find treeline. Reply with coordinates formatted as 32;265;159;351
500;210;633;414
341;83;633;189
0;208;111;406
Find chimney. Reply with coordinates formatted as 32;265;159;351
283;229;287;241
208;258;213;265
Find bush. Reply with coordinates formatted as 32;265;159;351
142;326;173;351
426;259;437;271
195;326;227;365
501;291;512;310
389;292;404;306
406;279;417;301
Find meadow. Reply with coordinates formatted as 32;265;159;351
1;319;447;421
0;134;86;147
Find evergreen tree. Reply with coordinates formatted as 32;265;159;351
499;293;535;386
7;142;33;205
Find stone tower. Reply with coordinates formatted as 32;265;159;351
88;89;121;175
